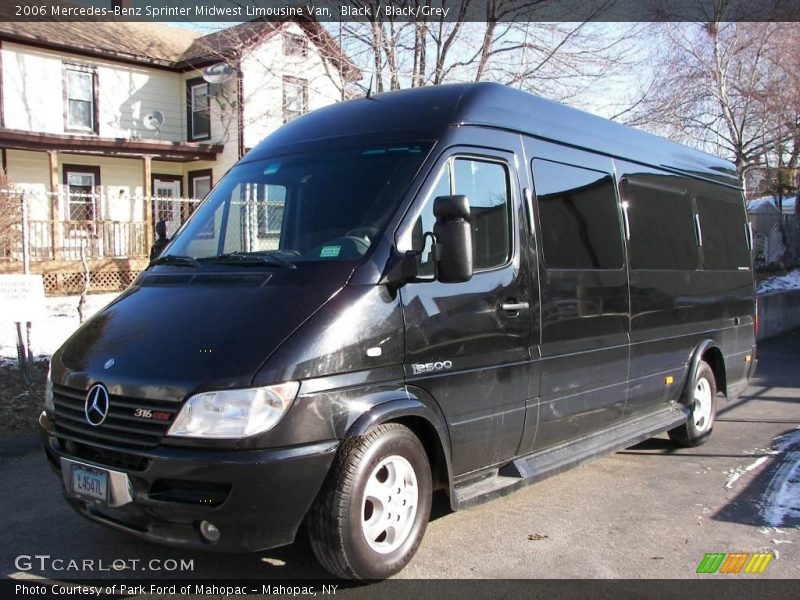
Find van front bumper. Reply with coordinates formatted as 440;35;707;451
40;412;338;552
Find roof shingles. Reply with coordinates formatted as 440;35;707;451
0;2;358;78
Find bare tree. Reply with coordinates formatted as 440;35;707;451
337;0;644;108
756;25;800;209
629;20;797;188
0;173;22;261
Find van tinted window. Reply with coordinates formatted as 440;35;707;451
413;157;511;274
622;178;698;270
697;193;750;269
534;160;623;270
454;158;511;270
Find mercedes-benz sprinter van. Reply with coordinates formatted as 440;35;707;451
41;83;756;579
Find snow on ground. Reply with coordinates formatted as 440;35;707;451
758;269;800;294
0;292;119;363
762;429;800;527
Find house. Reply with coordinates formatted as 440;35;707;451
0;4;359;293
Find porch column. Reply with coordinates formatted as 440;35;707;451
142;155;153;253
47;150;61;260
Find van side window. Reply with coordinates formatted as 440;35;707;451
413;157;511;275
621;177;697;270
533;160;622;270
696;193;750;269
453;158;511;270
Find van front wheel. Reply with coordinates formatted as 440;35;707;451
307;423;432;580
669;360;717;447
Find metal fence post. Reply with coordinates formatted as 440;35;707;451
20;190;30;275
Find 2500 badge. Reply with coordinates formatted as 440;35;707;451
411;360;453;375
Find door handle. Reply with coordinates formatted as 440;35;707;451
501;301;529;312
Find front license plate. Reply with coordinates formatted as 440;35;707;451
70;464;108;503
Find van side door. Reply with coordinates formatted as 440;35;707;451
522;139;630;452
397;138;533;476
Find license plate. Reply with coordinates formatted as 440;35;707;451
70;464;108;503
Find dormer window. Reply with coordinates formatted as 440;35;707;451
64;64;98;133
283;33;308;57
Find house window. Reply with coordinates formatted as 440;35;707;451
64;65;97;133
189;169;213;237
63;165;100;221
283;76;308;123
283;33;308;57
187;78;210;141
189;169;212;199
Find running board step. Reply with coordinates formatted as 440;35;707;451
453;405;688;510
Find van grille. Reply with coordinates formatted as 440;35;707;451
52;384;179;450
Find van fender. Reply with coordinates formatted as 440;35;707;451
684;339;720;398
346;389;453;494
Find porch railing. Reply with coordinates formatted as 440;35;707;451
28;220;148;260
1;189;202;263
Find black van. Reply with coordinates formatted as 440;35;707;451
40;83;756;579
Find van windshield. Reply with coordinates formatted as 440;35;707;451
166;143;430;265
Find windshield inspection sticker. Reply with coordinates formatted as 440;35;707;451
320;245;341;258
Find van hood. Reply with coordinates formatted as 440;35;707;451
53;266;352;396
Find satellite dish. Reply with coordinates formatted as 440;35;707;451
202;62;234;84
143;110;166;134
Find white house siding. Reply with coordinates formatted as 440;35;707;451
4;149;50;220
1;42;184;141
240;24;345;151
5;150;150;220
180;70;238;187
58;154;147;221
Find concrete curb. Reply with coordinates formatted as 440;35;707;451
758;289;800;340
0;432;40;457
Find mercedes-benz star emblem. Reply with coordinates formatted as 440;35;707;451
84;384;110;427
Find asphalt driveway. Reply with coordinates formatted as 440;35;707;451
2;332;799;586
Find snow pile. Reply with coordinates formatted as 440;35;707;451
758;269;800;294
0;293;119;363
762;429;800;527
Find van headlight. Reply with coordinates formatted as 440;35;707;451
44;364;54;415
167;382;299;439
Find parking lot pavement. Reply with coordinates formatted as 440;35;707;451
2;331;799;585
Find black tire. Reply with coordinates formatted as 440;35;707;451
307;423;432;580
669;360;717;447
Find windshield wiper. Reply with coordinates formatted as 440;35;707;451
149;254;201;268
200;252;297;270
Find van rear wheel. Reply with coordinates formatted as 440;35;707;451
307;423;432;580
669;360;717;447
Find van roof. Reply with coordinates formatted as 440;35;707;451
250;82;740;188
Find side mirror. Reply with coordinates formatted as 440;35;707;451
433;195;473;283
